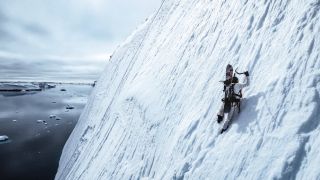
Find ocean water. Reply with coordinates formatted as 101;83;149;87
0;83;92;180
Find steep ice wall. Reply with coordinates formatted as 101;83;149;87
56;0;320;179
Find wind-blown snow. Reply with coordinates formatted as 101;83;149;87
55;0;320;179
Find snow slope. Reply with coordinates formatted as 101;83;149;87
56;0;320;179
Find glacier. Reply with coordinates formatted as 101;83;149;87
55;0;320;179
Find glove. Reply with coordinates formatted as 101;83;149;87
244;71;249;76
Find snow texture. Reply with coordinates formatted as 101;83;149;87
56;0;320;179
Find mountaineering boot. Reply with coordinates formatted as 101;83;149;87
220;128;224;134
220;128;227;134
220;111;233;134
217;115;223;123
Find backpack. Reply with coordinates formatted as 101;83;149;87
223;83;242;113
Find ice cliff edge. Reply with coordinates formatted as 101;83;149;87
56;0;320;179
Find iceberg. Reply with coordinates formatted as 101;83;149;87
56;0;320;179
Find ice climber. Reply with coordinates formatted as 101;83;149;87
217;64;249;133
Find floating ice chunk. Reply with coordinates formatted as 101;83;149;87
66;105;75;110
56;117;62;120
37;120;46;123
49;115;56;118
12;119;17;122
47;84;56;89
0;135;9;141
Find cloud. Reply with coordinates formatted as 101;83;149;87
21;23;49;37
0;10;13;41
0;0;161;82
0;51;109;82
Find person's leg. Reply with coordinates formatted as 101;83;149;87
221;105;235;131
217;103;224;123
218;103;224;116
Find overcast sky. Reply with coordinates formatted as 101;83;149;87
0;0;161;83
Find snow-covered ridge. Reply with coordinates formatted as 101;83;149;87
56;0;320;179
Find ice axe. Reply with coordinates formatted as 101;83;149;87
235;68;247;75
